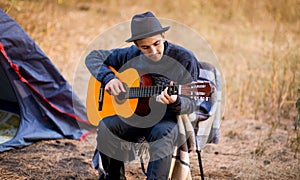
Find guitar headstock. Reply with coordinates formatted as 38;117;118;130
180;81;214;100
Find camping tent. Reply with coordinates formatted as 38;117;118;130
0;10;93;152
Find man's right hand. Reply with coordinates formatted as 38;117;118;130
104;78;126;96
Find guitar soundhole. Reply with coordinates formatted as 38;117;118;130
115;92;127;104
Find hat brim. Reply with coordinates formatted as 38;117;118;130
125;26;170;42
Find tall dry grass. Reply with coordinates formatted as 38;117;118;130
3;0;300;148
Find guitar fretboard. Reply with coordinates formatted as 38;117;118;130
123;85;179;99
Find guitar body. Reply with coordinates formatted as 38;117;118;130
86;68;140;126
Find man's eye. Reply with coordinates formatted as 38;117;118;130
154;42;160;46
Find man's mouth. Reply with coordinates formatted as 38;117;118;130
148;54;160;61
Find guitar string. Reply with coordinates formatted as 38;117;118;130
127;85;179;98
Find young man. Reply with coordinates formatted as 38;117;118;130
86;11;200;180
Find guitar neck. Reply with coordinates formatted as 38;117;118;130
125;85;179;99
114;81;212;101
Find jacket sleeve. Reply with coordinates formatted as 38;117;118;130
170;50;199;114
85;49;116;85
85;46;138;85
167;96;196;115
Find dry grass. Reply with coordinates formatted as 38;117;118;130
1;0;300;179
3;0;299;121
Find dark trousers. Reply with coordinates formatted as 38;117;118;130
97;115;178;180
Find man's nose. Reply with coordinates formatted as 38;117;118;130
149;46;157;54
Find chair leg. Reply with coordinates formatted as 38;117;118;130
168;146;178;179
196;150;205;180
140;156;147;176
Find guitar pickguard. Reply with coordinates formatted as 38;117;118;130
135;74;152;117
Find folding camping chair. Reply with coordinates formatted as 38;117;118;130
137;116;218;180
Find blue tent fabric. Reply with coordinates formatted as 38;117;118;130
0;10;93;152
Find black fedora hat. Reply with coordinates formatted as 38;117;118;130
125;11;170;42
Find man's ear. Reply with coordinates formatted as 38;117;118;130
134;41;142;51
161;32;166;40
133;40;139;48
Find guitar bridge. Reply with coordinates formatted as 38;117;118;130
98;87;104;111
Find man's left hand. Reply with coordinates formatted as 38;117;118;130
155;82;177;104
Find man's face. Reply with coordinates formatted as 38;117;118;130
135;34;166;62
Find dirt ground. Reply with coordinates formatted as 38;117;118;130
0;118;298;179
0;1;299;180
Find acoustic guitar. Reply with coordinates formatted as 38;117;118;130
86;67;214;126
